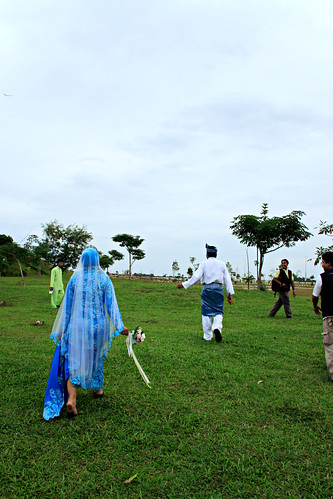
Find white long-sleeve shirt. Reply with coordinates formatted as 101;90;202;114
182;258;234;296
312;275;322;298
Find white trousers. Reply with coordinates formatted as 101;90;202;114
202;314;223;341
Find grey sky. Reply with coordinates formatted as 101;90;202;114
1;0;332;278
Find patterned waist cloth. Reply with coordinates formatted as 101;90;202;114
201;283;224;316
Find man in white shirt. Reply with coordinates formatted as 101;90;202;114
177;244;234;342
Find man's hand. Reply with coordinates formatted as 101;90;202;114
227;294;233;305
312;296;320;315
313;305;321;316
177;283;184;289
292;290;296;297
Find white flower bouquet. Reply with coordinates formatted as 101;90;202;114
132;325;146;344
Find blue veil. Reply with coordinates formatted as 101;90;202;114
43;248;124;421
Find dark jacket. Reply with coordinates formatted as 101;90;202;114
320;270;333;318
272;269;292;293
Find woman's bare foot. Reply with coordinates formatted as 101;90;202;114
93;389;104;398
66;401;78;418
66;380;78;417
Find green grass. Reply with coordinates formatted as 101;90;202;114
0;277;332;498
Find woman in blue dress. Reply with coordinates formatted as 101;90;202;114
43;247;128;420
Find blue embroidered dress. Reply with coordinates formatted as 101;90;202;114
43;248;124;421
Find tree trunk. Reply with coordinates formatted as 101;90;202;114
256;246;260;290
14;256;26;286
246;247;250;290
257;250;264;290
129;252;132;279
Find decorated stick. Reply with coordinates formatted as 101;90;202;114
126;327;151;389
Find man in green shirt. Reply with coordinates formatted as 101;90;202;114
49;260;64;309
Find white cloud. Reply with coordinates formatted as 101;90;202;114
1;0;332;276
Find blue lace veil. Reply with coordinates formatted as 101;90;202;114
50;247;124;388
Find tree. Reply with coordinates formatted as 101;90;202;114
99;254;113;272
0;234;13;275
242;273;255;290
225;261;240;282
189;257;199;271
0;234;28;285
226;261;235;280
172;260;180;277
99;250;124;273
187;267;193;278
40;220;93;269
230;203;312;290
112;234;145;279
314;221;333;264
24;234;49;276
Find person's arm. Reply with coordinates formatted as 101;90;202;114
312;295;321;315
177;264;204;290
272;279;285;288
291;275;296;297
49;268;55;290
312;276;322;315
105;278;126;334
63;280;74;332
272;269;287;288
50;279;73;343
272;270;285;288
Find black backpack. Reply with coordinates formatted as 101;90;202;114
271;278;281;293
271;269;292;293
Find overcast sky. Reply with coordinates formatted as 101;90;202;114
1;0;332;278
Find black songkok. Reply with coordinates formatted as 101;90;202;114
206;244;217;256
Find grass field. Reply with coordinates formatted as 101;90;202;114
0;276;332;498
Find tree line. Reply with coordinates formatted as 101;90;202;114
0;221;145;282
1;206;332;286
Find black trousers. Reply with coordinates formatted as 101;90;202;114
269;291;292;318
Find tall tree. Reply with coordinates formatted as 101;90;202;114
0;234;28;284
24;234;49;276
230;203;312;290
41;220;93;269
99;249;124;273
112;234;145;279
242;273;255;290
172;260;180;277
225;261;235;279
225;261;240;282
314;221;333;264
189;256;199;271
0;234;13;276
